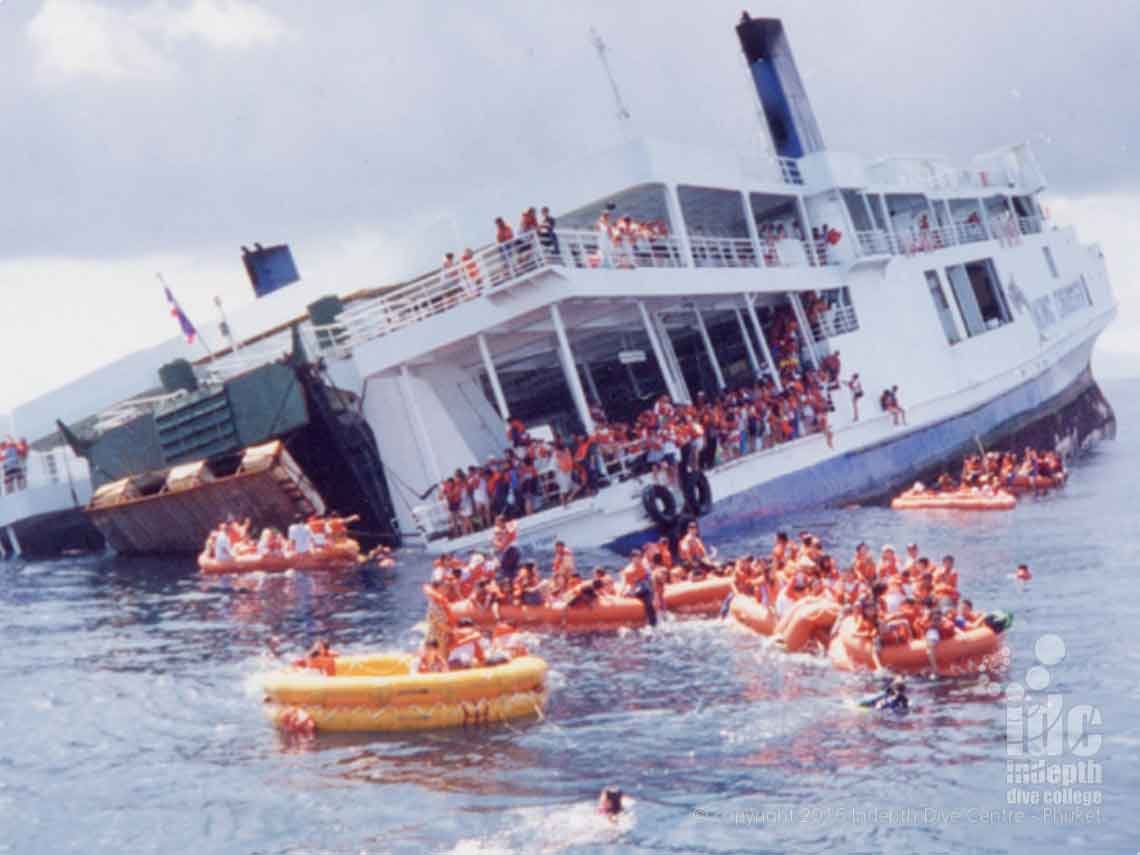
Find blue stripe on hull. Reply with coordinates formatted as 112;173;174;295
605;354;1111;554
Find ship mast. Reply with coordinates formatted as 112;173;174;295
589;27;631;123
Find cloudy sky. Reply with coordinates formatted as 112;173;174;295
1;0;1137;411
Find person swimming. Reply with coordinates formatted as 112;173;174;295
859;677;909;712
598;786;624;817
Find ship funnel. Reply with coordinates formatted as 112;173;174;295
736;14;824;158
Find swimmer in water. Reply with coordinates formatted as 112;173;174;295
859;677;909;712
1015;563;1032;580
598;786;624;818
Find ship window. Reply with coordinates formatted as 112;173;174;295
925;270;961;345
943;258;1012;337
1042;246;1059;278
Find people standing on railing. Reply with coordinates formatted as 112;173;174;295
846;373;864;422
460;248;483;296
595;211;616;268
881;386;907;426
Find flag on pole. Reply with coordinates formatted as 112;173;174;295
164;286;198;343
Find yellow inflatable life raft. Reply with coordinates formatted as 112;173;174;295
261;653;547;733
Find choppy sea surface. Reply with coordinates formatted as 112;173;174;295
3;379;1139;855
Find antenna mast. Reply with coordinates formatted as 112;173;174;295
590;27;631;122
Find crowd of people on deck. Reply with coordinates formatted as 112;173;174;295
420;515;1001;674
436;304;914;539
1;437;29;492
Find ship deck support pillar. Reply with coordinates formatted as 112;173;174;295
734;308;762;378
788;292;820;368
398;364;443;487
550;304;596;434
665;184;696;268
477;333;511;421
694;307;726;390
638;301;679;402
744;295;782;392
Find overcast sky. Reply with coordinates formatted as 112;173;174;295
1;0;1137;411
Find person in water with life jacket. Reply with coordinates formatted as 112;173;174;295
859;676;910;713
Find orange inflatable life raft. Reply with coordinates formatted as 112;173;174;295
827;615;1006;676
198;540;362;575
890;488;1016;511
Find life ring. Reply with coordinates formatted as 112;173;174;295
681;470;713;516
641;484;678;528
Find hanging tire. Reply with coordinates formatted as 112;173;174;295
681;470;713;516
641;485;678;528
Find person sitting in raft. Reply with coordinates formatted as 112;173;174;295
512;562;544;606
257;527;286;557
306;515;329;550
775;571;810;618
287;515;313;555
915;604;958;672
620;548;657;626
471;578;506;617
293;638;338;675
598;786;624;818
212;524;234;562
934;472;956;492
955;598;987;630
447;618;488;670
416;638;448;673
593;566;617;596
564;577;605;608
678;521;717;574
854;598;886;672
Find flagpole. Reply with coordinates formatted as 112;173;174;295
156;273;214;363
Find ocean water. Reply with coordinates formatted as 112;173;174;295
2;379;1138;855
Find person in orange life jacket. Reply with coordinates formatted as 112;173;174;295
446;618;487;670
514;562;545;606
461;248;483;292
852;542;876;585
679;521;717;573
416;638;448;673
507;418;529;448
550;541;576;593
491;515;520;584
955;598;986;630
494;216;516;281
621;548;657;626
564;576;605;608
853;598;886;672
915;605;957;673
593;566;617;596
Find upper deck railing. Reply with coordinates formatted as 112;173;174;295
309;211;1048;358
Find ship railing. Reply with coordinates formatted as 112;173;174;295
690;235;759;269
886;224;959;257
554;228;685;271
954;222;988;245
0;446;90;498
988;216;1024;247
854;229;892;256
809;304;859;340
197;335;295;386
327;232;556;348
410;438;664;540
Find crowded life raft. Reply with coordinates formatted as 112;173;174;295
198;514;395;574
890;485;1016;512
729;593;1011;676
450;577;732;631
261;651;548;733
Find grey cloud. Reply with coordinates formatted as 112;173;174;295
0;0;1135;261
